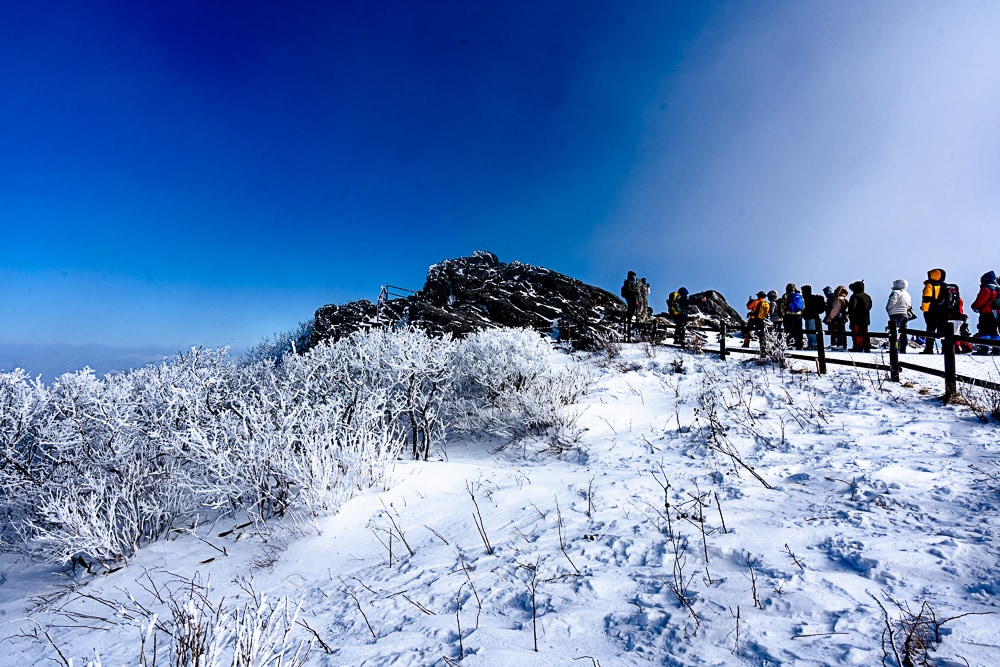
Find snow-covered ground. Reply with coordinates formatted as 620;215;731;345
2;343;999;666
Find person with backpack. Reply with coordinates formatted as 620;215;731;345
667;287;692;348
824;285;849;351
743;291;770;348
848;280;873;352
801;285;825;350
970;270;999;354
621;271;638;337
885;279;912;353
778;283;805;350
920;268;952;354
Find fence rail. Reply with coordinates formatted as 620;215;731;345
660;321;1000;397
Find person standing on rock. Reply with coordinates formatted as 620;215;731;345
667;287;692;348
635;278;651;323
621;271;638;337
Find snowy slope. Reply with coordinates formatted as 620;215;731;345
1;345;999;666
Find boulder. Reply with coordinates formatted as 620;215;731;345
307;251;744;351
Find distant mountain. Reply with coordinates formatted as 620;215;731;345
0;343;182;380
309;250;743;351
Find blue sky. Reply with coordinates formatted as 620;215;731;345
3;1;1000;368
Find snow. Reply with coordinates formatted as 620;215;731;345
2;343;999;666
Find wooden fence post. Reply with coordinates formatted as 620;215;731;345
719;324;728;360
888;319;900;382
816;326;827;375
943;325;957;397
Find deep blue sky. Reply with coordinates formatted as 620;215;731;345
3;1;1000;366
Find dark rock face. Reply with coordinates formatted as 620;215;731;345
310;299;379;348
668;290;744;331
307;251;743;351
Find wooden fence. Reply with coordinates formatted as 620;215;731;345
664;321;1000;398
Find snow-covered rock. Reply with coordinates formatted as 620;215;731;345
309;251;743;350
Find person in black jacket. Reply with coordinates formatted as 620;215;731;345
801;285;826;350
848;280;873;352
621;271;637;337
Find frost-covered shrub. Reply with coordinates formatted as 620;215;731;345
0;326;591;568
242;320;314;365
450;328;590;442
20;364;200;565
0;369;49;548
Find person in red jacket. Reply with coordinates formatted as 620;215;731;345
970;270;1000;354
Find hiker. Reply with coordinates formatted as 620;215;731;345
802;285;826;350
743;291;770;348
778;283;804;350
885;279;912;353
848;280;873;352
621;271;638;336
920;268;951;354
767;290;782;332
970;271;1000;354
667;287;692;348
824;285;849;351
635;278;650;323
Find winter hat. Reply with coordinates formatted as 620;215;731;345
627;271;636;279
823;286;833;297
849;280;865;292
892;279;908;290
927;268;946;282
785;282;798;293
767;290;778;300
980;271;997;285
756;291;767;298
679;287;689;296
802;285;813;295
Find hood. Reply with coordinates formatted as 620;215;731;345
823;286;834;297
927;268;946;282
892;279;908;290
767;290;778;300
801;285;813;296
849;280;865;293
835;285;848;297
981;271;997;286
678;287;689;296
785;282;798;293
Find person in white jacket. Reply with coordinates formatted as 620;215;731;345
886;279;912;353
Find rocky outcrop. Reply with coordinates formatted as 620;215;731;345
663;290;744;332
307;251;743;351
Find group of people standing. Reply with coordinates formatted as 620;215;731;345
743;282;875;352
621;271;697;346
743;269;1000;355
620;268;1000;356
